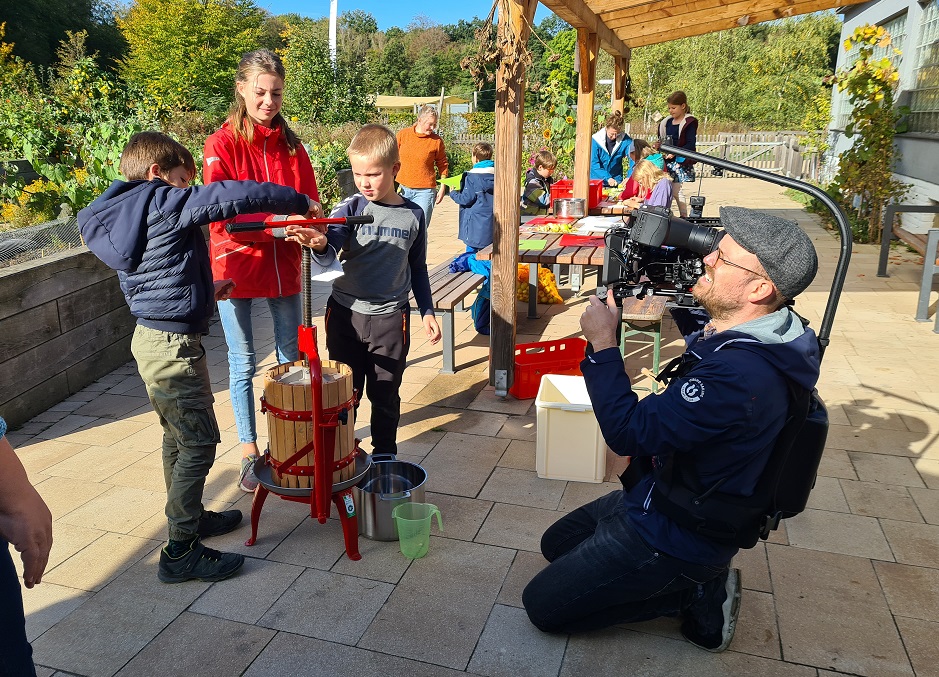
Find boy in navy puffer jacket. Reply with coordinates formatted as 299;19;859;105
78;132;318;584
450;142;495;251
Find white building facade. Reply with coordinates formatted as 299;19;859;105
830;0;939;232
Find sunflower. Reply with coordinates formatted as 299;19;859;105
565;116;574;125
542;129;551;140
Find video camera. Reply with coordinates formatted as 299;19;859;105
602;205;724;306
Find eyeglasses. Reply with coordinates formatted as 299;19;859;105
713;250;767;279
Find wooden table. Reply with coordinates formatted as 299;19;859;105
589;200;632;216
476;232;606;319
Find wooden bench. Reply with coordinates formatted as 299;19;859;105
878;205;939;333
619;295;668;392
412;261;486;373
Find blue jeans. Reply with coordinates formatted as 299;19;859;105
399;186;437;228
218;295;302;443
522;490;728;634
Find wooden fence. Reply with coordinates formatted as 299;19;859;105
448;131;820;181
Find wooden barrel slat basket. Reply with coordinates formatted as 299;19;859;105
264;360;356;489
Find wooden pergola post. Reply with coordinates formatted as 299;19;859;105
573;29;599;201
490;0;538;396
612;55;628;114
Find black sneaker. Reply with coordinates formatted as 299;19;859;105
158;539;245;583
681;568;742;652
197;509;243;538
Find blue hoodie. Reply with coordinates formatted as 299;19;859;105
78;178;309;334
450;164;495;250
582;306;821;565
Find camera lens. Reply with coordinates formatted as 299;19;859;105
629;207;722;255
659;216;722;255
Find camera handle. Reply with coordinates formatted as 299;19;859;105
660;144;852;362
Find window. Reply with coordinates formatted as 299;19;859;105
910;2;939;134
834;14;907;130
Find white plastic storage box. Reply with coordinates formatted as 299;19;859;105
535;374;606;483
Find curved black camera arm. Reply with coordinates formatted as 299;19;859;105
660;144;851;359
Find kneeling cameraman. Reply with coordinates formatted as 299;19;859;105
522;207;819;652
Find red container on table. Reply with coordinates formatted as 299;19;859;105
550;179;604;210
509;337;588;400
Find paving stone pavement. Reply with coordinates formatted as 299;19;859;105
8;179;939;676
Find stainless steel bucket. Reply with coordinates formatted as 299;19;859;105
553;197;587;218
353;454;427;541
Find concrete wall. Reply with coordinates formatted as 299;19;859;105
0;248;135;427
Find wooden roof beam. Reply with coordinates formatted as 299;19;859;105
602;0;742;25
620;0;848;46
605;0;798;30
540;0;632;57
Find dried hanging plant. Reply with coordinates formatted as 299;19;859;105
459;0;538;90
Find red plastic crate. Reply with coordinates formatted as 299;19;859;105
510;338;588;400
550;179;604;210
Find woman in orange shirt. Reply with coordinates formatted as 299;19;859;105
396;105;448;228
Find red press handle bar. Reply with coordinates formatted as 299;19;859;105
226;214;374;235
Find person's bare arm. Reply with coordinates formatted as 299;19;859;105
0;435;52;588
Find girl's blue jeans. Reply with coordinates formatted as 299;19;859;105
217;295;302;444
522;490;728;634
399;186;437;228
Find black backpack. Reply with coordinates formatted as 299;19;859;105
621;349;829;549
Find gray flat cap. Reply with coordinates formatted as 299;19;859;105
720;206;818;299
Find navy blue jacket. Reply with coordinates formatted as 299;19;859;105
78;178;309;334
450;166;495;250
582;307;820;565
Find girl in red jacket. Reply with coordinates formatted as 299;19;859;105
203;49;322;492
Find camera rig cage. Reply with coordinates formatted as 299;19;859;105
604;144;852;359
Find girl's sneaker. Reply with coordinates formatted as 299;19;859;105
239;453;258;493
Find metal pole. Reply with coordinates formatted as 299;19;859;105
329;0;338;69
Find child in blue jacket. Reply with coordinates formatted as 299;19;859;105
78;131;318;585
450;142;495;251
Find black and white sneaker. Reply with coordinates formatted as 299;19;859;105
681;568;742;652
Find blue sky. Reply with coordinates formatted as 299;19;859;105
254;0;554;31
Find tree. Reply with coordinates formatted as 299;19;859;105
740;14;842;128
341;9;377;35
1;0;125;69
370;36;410;95
443;18;487;44
280;17;375;125
118;0;266;116
542;29;577;92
